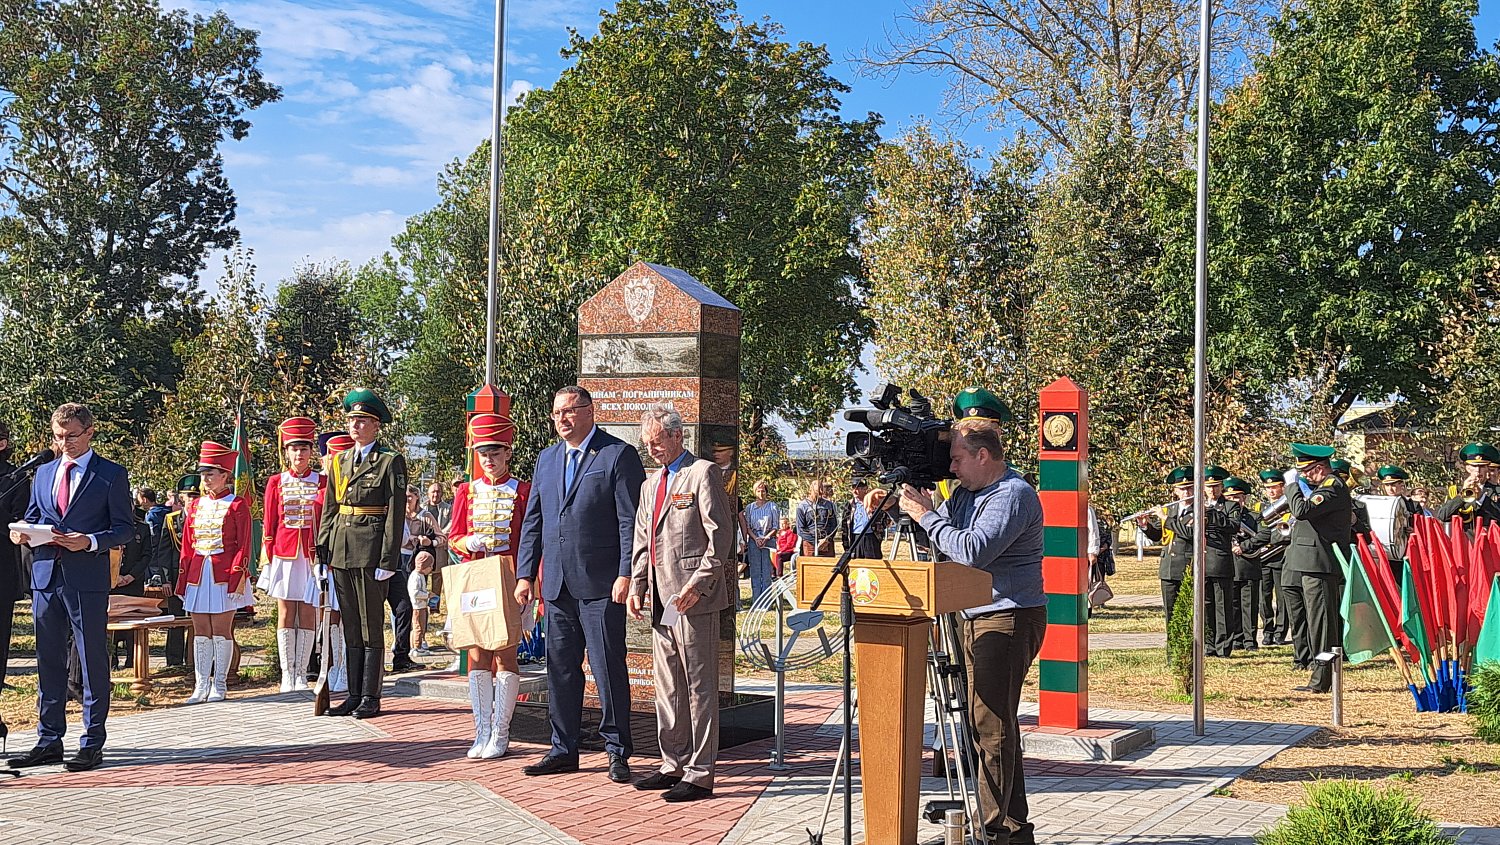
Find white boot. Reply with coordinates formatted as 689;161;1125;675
277;628;296;693
184;636;213;704
292;628;314;692
466;670;494;760
482;671;519;759
208;636;233;702
329;624;347;693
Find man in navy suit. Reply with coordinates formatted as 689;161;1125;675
516;386;645;782
7;403;134;772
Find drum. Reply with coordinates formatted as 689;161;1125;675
1362;494;1411;561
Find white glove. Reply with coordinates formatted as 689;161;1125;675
466;536;488;554
374;568;396;581
1283;468;1300;485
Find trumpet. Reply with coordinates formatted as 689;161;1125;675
1122;496;1196;525
1260;496;1289;521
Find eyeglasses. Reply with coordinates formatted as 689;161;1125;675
550;404;592;420
52;428;92;444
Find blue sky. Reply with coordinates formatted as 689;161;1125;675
169;0;1500;442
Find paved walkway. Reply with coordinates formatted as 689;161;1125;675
2;678;1497;845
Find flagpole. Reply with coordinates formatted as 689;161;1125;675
484;0;507;387
1191;0;1213;737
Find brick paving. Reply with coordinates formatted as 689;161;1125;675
2;679;1497;845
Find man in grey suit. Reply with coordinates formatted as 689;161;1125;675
626;403;733;802
516;386;646;782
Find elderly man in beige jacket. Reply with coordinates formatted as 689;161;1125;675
626;403;734;803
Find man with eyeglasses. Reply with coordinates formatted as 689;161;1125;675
8;403;135;772
516;385;646;783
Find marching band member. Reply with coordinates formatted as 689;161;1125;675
1330;459;1372;538
319;432;355;693
448;413;531;759
177;442;254;704
1223;477;1261;652
259;417;325;693
1376;465;1423;517
1136;466;1193;626
1282;443;1352;694
1241;470;1291;646
1437;443;1500;532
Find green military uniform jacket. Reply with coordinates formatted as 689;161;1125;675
1144;500;1192;581
1231;504;1261;581
1169;497;1239;579
1239;505;1289;568
317;442;407;572
1283;476;1352;575
1436;482;1500;530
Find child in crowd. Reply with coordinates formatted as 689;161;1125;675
773;516;798;578
408;551;435;654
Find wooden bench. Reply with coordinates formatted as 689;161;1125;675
107;617;196;696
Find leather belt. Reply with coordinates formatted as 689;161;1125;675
339;506;388;516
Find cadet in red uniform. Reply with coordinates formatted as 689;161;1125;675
259;417;325;693
319;432;354;693
177;442;254;704
448;413;531;759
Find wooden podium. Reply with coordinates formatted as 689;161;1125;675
796;557;993;845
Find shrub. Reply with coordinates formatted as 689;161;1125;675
1166;576;1194;695
1256;780;1452;845
1469;661;1500;743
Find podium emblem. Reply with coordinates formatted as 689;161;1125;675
850;567;880;604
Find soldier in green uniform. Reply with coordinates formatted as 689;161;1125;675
1223;477;1261;651
317;388;407;719
1136;466;1193;627
1282;443;1352;694
1184;466;1239;657
1376;465;1423;517
1436;443;1500;531
1240;470;1291;646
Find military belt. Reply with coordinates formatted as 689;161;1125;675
340;506;388;516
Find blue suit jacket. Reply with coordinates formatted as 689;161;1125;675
24;454;135;593
516;428;646;601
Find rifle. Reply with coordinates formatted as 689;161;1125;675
312;582;331;716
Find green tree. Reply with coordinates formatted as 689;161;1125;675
1165;0;1500;430
266;263;362;416
0;0;280;434
388;0;880;469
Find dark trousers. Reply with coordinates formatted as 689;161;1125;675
332;566;386;700
1300;572;1341;692
1234;579;1260;649
963;605;1048;843
1205;577;1238;657
0;600;15;685
1259;565;1284;640
848;533;881;560
1161;579;1182;627
544;586;632;759
33;581;110;748
1281;575;1312;669
385;557;414;662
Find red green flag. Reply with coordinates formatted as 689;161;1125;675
1402;559;1434;677
231;409;263;570
1341;545;1397;664
1475;575;1500;667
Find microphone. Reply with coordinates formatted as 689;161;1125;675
6;448;56;477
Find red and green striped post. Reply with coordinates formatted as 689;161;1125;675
1036;377;1089;729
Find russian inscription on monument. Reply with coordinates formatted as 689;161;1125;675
577;261;741;697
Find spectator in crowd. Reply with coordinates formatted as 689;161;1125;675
0;421;28;691
392;487;437;671
841;479;886;559
794;479;836;557
136;488;169;583
741;480;780;603
773;517;797;577
408;551;435;655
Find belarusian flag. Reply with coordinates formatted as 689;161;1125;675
230;408;263;571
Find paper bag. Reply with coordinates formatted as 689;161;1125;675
445;554;520;651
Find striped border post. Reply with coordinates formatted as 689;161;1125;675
1037;377;1089;729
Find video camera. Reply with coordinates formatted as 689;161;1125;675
844;383;956;488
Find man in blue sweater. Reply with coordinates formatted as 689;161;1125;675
899;387;1045;845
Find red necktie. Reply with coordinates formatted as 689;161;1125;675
649;469;668;566
58;459;74;516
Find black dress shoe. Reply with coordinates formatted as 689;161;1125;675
7;742;63;768
523;754;580;776
1262;633;1277;646
325;695;361;717
635;771;680;790
662;781;713;802
351;697;382;719
389;660;421;674
64;746;105;772
1292;684;1327;693
607;751;631;783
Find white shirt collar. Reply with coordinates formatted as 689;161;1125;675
355;441;378;461
567;426;598;456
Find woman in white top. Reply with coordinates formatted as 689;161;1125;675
741;480;781;602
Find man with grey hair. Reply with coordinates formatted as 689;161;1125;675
626;402;734;801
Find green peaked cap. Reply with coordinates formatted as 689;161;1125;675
1166;466;1192;486
1460;443;1500;466
343;387;392;424
1204;465;1229;482
1259;469;1286;483
1377;465;1409;481
1329;458;1352;475
952;387;1012;423
1290;443;1336;465
176;473;201;494
1223;476;1251;495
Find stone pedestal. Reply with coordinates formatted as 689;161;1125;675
577;261;741;696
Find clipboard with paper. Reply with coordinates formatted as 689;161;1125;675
445;554;521;651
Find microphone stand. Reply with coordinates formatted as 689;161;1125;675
803;480;904;845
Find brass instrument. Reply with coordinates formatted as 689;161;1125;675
1122;496;1196;525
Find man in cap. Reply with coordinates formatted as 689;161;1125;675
1281;444;1352;693
1223;477;1261;651
1437;443;1500;531
1136;466;1194;627
900;386;1046;845
840;478;884;559
1377;466;1423;517
1238;470;1291;646
317;388;408;719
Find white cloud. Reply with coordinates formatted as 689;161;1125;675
363;62;493;167
222;148;271;167
349;164;428;187
233;209;409;287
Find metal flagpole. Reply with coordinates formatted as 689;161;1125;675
1191;0;1213;738
484;0;507;387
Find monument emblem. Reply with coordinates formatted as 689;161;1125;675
624;272;656;323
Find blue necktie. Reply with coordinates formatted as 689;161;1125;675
564;449;581;493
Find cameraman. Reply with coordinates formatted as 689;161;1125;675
898;387;1045;845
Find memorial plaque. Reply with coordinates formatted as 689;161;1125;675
577;261;741;695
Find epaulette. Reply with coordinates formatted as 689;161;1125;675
1320;477;1338;488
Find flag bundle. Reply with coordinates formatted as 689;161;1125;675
1353;514;1500;712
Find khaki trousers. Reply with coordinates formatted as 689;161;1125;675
652;607;721;787
963;605;1048;844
